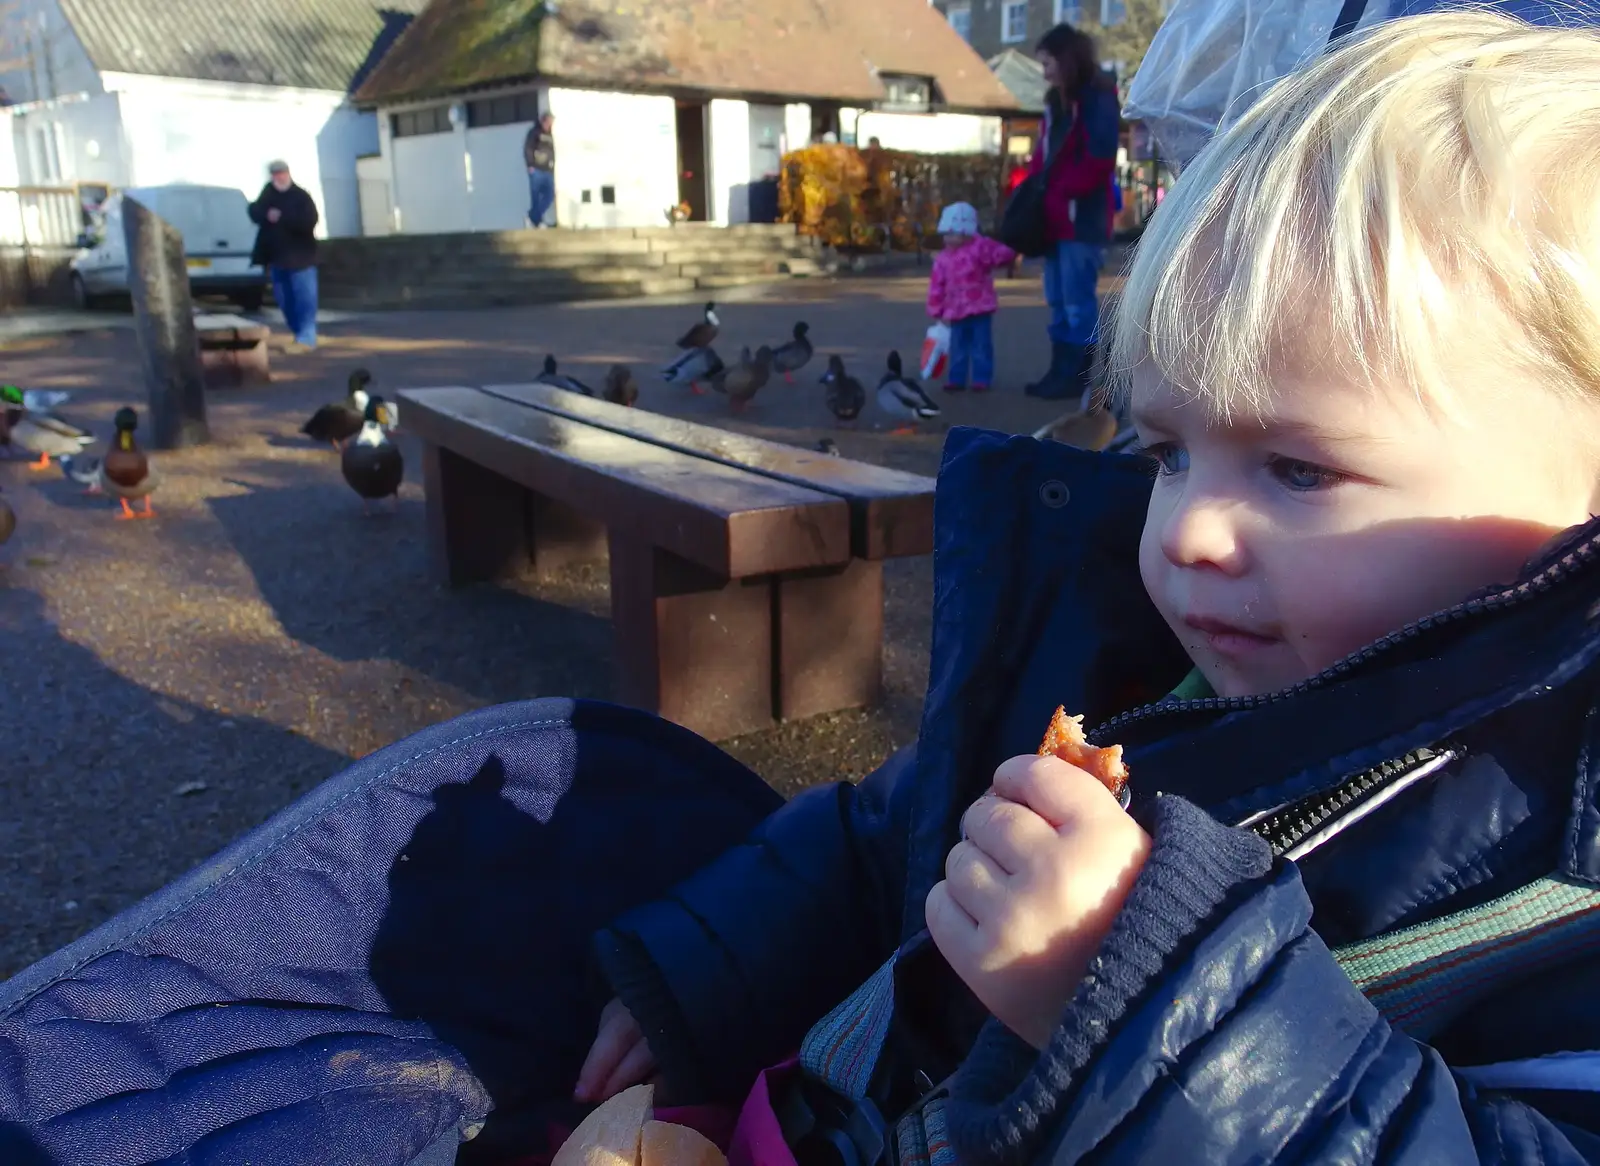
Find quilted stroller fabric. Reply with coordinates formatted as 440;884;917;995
0;699;783;1164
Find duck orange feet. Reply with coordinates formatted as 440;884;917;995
30;452;50;470
116;498;137;520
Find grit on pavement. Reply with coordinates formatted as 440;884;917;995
0;269;1104;978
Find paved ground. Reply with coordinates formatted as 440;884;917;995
0;269;1098;978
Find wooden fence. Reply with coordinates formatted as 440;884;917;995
0;185;93;308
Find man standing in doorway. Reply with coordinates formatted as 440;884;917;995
249;160;320;352
524;111;556;228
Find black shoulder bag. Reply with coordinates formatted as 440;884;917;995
999;100;1073;258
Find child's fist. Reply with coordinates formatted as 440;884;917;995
926;754;1151;1049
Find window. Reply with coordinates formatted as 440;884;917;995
1099;0;1126;25
390;105;452;138
881;74;932;111
465;91;541;128
945;4;971;41
1002;1;1029;43
1053;0;1083;24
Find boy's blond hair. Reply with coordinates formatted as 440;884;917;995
1109;10;1600;419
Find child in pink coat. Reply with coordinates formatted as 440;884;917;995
927;201;1016;392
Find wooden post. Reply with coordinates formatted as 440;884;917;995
123;195;209;449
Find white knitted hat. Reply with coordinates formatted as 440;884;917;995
937;202;979;235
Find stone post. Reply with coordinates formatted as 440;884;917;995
123;196;209;449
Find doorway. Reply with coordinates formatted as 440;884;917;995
675;100;708;222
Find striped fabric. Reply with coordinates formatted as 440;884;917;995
799;956;898;1101
1332;875;1600;1039
895;1093;957;1166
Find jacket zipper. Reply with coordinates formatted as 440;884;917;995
1089;529;1599;744
1242;747;1452;858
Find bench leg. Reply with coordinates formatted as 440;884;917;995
422;442;532;586
608;536;775;741
775;558;885;721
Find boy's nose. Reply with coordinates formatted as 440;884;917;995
1160;494;1250;576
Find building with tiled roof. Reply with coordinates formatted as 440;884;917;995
348;0;1022;233
0;0;425;236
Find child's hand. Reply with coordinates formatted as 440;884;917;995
926;754;1151;1049
575;997;660;1102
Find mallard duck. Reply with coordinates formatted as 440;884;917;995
537;354;594;396
770;322;813;384
661;346;724;395
603;364;640;408
876;351;941;436
301;368;374;450
1;384;94;468
820;355;866;424
675;301;720;349
100;406;160;519
341;396;404;514
712;345;773;411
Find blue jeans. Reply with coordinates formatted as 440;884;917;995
1043;241;1105;346
270;265;318;347
946;312;995;386
528;168;555;227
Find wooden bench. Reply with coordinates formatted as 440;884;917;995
397;384;936;740
194;312;270;388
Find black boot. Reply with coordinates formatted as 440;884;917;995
1025;342;1084;400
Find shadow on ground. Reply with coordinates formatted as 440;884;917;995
0;584;352;979
206;481;613;706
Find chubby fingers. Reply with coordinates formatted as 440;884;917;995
991;753;1122;831
959;793;1057;874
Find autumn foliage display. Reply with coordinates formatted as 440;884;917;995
778;144;1006;252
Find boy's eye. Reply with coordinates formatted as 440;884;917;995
1134;441;1188;477
1269;457;1345;492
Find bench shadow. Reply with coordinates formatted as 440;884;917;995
206;481;614;706
0;584;353;981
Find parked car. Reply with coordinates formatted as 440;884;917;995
71;184;267;311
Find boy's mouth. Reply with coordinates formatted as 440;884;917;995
1183;614;1280;655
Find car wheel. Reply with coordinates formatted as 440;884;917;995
71;273;99;310
232;289;264;312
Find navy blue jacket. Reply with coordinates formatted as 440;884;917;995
596;427;1600;1163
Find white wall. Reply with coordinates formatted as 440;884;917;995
8;92;124;186
466;120;537;231
356;153;392;236
391;125;469;233
102;73;368;237
852;110;1004;155
543;88;677;229
707;98;750;225
782;103;811;156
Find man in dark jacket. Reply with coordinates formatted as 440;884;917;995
249;160;320;351
525;112;556;228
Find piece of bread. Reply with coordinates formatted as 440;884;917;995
1038;706;1129;798
552;1084;654;1166
640;1120;728;1166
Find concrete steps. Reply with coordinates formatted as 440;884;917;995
318;224;832;310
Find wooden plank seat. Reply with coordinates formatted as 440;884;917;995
480;381;936;561
193;312;270;388
398;385;872;740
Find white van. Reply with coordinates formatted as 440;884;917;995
71;184;267;310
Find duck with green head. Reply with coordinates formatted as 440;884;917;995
0;383;93;468
100;407;160;519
